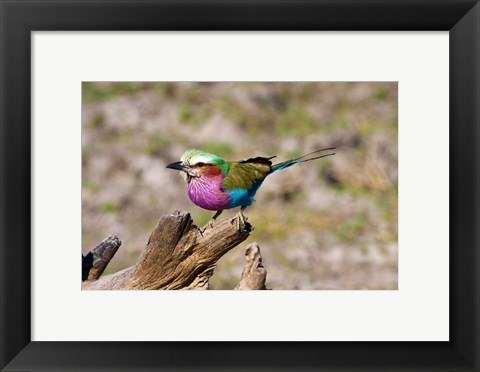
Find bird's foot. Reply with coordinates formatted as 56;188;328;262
231;211;248;231
198;219;216;235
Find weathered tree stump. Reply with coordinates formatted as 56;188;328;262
82;210;268;290
235;243;268;290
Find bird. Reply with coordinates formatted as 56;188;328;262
166;147;336;229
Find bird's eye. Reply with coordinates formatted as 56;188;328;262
196;162;205;167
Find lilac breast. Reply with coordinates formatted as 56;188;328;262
187;175;231;211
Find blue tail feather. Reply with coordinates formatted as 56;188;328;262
271;160;301;173
270;148;336;173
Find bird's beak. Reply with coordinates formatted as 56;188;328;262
166;161;187;171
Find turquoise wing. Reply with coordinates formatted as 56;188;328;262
222;160;272;207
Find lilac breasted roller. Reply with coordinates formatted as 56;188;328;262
166;147;335;227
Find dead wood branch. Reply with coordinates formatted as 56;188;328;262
82;235;121;281
235;242;268;290
82;210;253;290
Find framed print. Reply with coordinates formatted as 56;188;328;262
1;1;479;371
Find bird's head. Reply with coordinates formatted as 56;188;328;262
166;149;229;182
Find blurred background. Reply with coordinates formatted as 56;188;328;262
82;82;397;290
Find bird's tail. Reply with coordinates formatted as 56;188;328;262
270;147;336;173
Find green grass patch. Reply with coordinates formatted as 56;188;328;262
373;87;388;101
335;213;368;243
184;86;205;105
83;82;148;103
179;106;194;123
356;120;398;137
153;83;176;98
360;244;369;256
81;145;92;166
329;182;348;193
144;135;168;155
83;180;98;192
281;190;306;202
90;113;105;128
202;142;233;157
218;98;250;125
178;105;212;127
275;108;316;137
286;150;302;159
101;201;119;214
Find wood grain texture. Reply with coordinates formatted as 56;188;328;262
82;210;254;290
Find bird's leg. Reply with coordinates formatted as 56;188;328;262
209;210;223;225
239;206;247;224
199;210;223;233
232;206;248;230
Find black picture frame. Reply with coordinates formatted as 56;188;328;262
1;1;479;371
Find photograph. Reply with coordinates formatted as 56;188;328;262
81;82;398;290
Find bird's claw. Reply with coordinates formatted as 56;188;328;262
231;211;247;231
198;220;215;235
